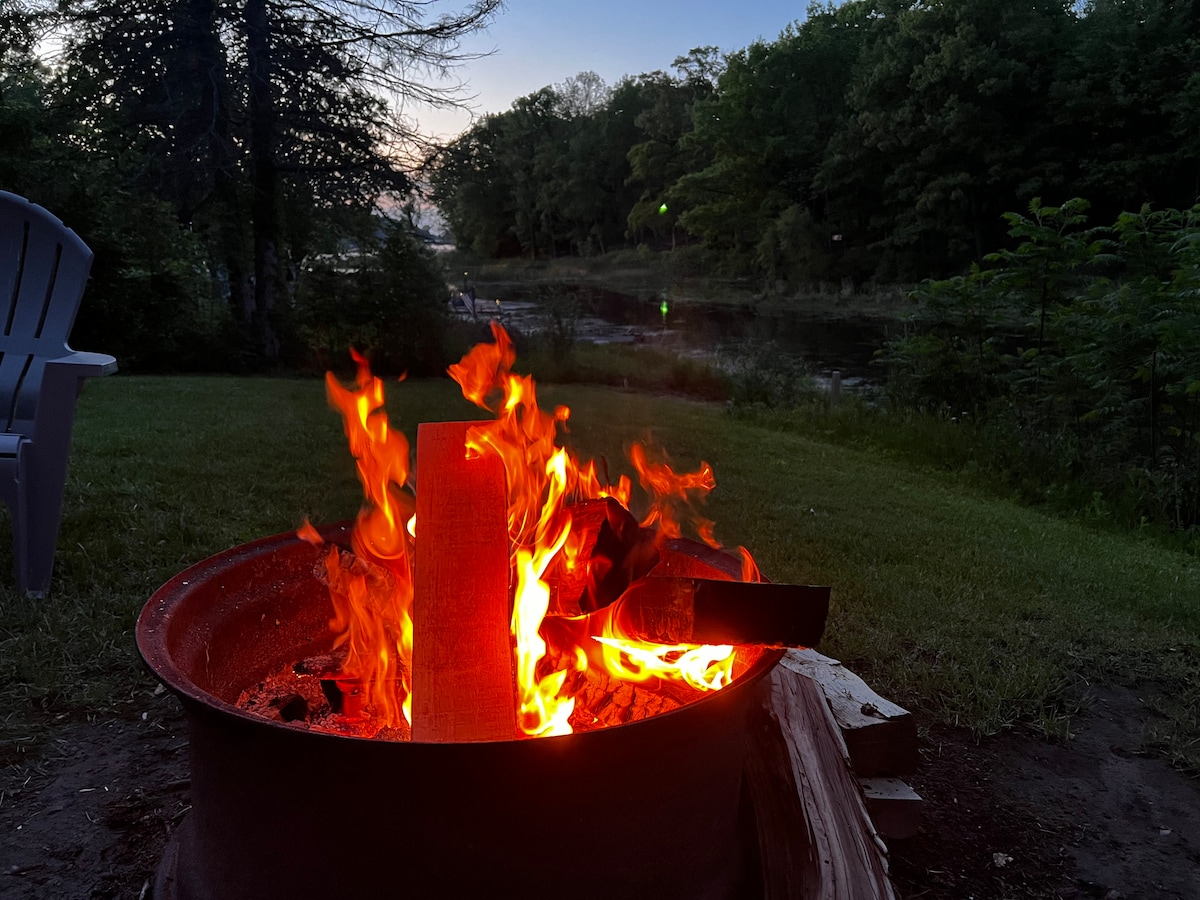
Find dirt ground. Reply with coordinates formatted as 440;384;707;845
889;685;1200;899
0;694;189;900
2;682;1199;899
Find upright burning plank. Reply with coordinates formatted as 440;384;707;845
412;421;517;742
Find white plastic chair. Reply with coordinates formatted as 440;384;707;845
0;191;117;596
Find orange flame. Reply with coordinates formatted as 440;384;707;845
593;637;735;692
315;350;416;729
449;323;740;736
318;325;755;740
629;444;719;546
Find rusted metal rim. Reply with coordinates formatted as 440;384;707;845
136;522;351;736
136;523;783;745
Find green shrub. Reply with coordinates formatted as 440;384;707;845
879;199;1200;530
71;192;230;372
292;224;451;377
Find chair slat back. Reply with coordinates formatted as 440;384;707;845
0;192;95;433
0;203;29;330
0;353;48;432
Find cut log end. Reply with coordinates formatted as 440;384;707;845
605;577;830;648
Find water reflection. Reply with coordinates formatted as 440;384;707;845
458;283;889;385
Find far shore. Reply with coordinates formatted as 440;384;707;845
447;252;919;322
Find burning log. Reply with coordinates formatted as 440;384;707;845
411;421;518;742
603;576;829;648
651;537;744;580
547;497;658;615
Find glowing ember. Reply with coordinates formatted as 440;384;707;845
307;322;758;739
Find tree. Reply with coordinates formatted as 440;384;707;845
51;0;501;365
426;0;1199;293
624;50;721;248
883;199;1200;529
0;18;52;194
674;3;877;280
1051;0;1200;217
294;216;451;376
556;75;653;255
427;114;524;256
555;70;609;118
429;75;650;258
819;0;1076;280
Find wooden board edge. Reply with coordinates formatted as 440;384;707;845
744;661;898;899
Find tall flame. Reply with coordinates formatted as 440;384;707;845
314;349;416;728
449;323;736;736
317;324;751;740
629;443;719;546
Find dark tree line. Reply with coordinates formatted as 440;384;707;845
428;50;722;260
1;0;499;370
883;199;1200;528
429;0;1200;285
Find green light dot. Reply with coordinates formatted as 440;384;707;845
660;300;669;316
658;203;669;215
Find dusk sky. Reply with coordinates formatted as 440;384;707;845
413;1;811;140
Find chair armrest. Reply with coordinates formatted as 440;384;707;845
28;351;118;443
43;351;118;379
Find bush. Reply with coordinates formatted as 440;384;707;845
880;199;1200;530
70;191;231;372
292;224;452;377
720;340;818;409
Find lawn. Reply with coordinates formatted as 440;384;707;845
2;373;1198;772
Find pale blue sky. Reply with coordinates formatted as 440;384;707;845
414;1;811;140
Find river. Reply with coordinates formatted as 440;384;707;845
455;282;893;389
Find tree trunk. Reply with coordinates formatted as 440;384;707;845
172;0;221;223
1150;348;1158;464
245;0;281;365
194;0;252;339
172;0;253;350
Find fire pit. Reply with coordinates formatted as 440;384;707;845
137;324;828;899
139;527;784;899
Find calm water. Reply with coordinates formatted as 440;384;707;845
458;283;891;385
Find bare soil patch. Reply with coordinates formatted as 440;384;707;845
0;699;188;900
2;683;1198;898
891;684;1200;899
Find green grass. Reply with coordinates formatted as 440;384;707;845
730;396;1200;554
2;375;1199;772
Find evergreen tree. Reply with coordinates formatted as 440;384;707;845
51;0;500;364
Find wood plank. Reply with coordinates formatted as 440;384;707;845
859;777;923;841
765;662;896;899
781;649;919;777
743;680;822;899
411;420;517;742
